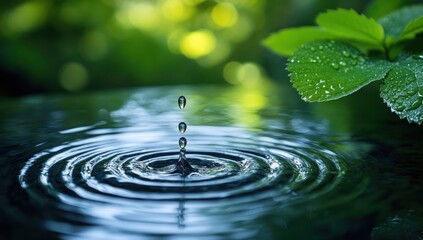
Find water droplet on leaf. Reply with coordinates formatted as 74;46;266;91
408;99;422;110
331;63;339;70
342;51;350;57
396;104;406;112
407;88;418;96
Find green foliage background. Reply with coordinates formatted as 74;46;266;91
264;1;423;124
2;0;415;97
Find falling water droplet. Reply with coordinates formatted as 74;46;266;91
178;122;187;133
174;96;194;176
179;137;187;149
178;96;186;109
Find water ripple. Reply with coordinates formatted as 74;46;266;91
18;124;352;239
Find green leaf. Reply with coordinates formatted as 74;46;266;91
396;16;423;42
287;40;392;102
380;55;423;124
262;27;333;57
378;5;423;38
316;9;384;47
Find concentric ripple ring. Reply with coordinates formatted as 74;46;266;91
18;125;352;239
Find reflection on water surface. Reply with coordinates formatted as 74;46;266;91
1;84;423;239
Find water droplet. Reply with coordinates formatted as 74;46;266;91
413;54;423;59
178;122;187;133
331;63;339;70
310;47;316;52
318;45;323;50
408;99;422;110
178;96;186;109
351;61;357;66
396;104;406;112
342;51;350;57
407;88;418;96
179;137;187;149
339;61;347;66
358;57;365;62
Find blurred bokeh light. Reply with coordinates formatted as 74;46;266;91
0;0;401;97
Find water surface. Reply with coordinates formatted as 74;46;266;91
1;84;423;239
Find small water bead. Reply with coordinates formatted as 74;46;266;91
339;61;347;66
395;104;406;112
178;122;187;134
342;51;350;57
331;63;339;70
179;137;187;149
178;96;186;109
408;98;422;111
407;88;418;96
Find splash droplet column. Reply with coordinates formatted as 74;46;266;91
175;96;193;176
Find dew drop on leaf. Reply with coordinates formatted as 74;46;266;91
331;63;339;70
396;104;406;112
407;88;418;96
342;51;350;57
408;99;422;110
